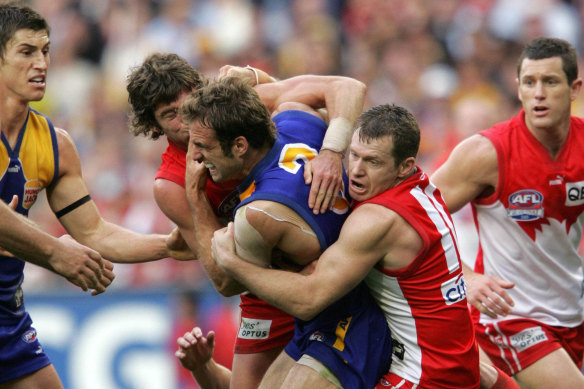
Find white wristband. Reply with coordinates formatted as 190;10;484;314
245;65;259;86
321;117;354;155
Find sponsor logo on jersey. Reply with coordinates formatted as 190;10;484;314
507;189;544;221
23;180;42;209
237;317;271;339
508;326;548;352
7;165;20;173
309;331;325;342
441;273;467;305
22;329;37;343
218;190;240;218
565;180;584;206
392;338;405;360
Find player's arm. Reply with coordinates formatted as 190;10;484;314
431;134;515;317
431;134;498;213
175;327;231;389
257;75;366;214
0;197;114;294
212;205;391;321
47;128;192;263
184;143;246;296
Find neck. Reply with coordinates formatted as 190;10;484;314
526;118;570;160
0;94;30;137
241;146;271;177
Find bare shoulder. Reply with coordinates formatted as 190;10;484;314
153;179;191;228
54;127;82;175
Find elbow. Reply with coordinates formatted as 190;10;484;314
214;278;244;297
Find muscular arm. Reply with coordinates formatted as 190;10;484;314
431;135;515;317
0;198;114;294
212;205;403;321
47;128;178;263
431;134;498;213
184;143;246;296
257;75;366;213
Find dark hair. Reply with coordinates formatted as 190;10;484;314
355;104;420;166
126;52;205;139
181;77;276;156
0;2;50;61
516;37;578;85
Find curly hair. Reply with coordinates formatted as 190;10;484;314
126;53;205;139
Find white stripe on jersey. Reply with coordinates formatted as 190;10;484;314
366;268;423;385
410;184;460;273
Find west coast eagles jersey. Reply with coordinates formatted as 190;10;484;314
235;110;350;250
0;108;59;321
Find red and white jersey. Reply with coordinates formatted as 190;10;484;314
357;168;479;388
473;110;584;328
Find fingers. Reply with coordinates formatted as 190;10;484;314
8;195;18;210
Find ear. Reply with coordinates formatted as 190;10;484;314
232;136;249;157
570;78;582;101
397;157;416;179
516;77;523;103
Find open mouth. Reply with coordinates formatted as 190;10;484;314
29;75;46;86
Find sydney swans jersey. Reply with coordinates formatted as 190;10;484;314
359;168;479;388
473;110;584;327
155;140;240;219
0;109;59;321
235;110;350;249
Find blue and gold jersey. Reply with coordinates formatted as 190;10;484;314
235;110;350;250
0;108;59;321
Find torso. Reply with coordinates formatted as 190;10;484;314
473;110;584;326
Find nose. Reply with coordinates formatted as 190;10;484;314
534;80;545;99
349;158;364;177
34;52;48;70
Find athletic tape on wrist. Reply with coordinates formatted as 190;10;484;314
321;117;354;154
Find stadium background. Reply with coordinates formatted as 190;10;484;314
16;0;584;388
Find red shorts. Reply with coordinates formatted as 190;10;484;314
233;293;295;354
475;317;584;376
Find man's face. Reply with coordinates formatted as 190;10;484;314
0;28;50;103
188;120;243;182
153;90;191;148
517;56;581;133
347;131;400;202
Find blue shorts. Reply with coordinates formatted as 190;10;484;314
0;313;51;384
285;283;392;389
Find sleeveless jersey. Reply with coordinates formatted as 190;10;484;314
0;108;59;322
235;110;350;249
358;168;479;388
155;139;294;345
472;110;584;327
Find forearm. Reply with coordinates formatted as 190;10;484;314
221;253;323;320
189;193;245;296
77;222;168;263
190;359;232;389
0;206;56;266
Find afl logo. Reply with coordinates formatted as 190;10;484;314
507;189;544;221
22;329;37;343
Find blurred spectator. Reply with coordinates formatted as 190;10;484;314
20;0;584;288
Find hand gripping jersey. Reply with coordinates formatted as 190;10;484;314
0;108;58;382
358;168;479;388
155;139;295;353
235;110;392;389
473;110;584;328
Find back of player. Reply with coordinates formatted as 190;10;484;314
236;109;392;389
359;168;479;388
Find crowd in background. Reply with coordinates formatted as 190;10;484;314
22;0;583;293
